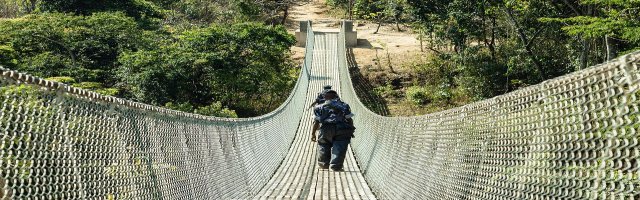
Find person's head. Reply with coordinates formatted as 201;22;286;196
323;85;332;90
324;90;338;100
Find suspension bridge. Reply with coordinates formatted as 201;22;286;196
0;21;639;200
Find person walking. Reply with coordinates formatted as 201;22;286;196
310;90;355;171
308;85;340;109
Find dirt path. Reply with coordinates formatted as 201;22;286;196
287;0;339;63
287;0;424;72
286;0;427;116
285;0;339;31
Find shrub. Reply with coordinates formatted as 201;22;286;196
373;84;401;98
194;102;238;118
45;76;77;84
72;81;119;96
405;86;432;105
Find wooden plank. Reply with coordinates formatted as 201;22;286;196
254;32;376;200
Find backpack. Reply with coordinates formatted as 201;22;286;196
315;90;341;104
322;100;356;136
315;92;326;104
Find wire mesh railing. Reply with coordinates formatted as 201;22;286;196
338;22;640;199
0;22;315;200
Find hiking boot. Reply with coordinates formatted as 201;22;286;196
330;166;343;171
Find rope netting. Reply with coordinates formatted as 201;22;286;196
338;24;640;199
0;22;315;200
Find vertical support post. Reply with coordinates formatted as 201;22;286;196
296;21;311;47
342;20;358;47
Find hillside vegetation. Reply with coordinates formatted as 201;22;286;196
0;0;298;117
328;0;640;116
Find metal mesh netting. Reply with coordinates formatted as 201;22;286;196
338;24;640;199
0;23;315;200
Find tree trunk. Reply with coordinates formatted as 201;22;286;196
374;19;383;34
430;32;436;51
505;8;546;80
481;1;496;60
375;49;381;70
579;39;590;70
348;0;353;20
578;5;591;70
484;17;497;60
505;73;510;93
419;31;424;52
395;15;402;32
281;5;289;25
386;48;395;73
605;35;617;60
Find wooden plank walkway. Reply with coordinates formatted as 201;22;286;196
254;32;376;200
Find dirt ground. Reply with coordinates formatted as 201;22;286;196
286;0;424;71
286;0;431;116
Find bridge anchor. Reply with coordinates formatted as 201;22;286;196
295;20;357;47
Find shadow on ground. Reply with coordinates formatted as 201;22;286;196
310;75;332;81
355;39;373;49
346;48;390;116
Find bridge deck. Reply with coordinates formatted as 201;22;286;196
255;32;376;199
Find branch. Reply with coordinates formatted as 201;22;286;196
504;7;547;79
32;34;78;68
427;46;442;55
525;26;546;48
561;0;582;15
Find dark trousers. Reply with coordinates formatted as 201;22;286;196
317;124;352;169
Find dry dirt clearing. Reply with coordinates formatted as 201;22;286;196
286;0;434;116
286;0;425;74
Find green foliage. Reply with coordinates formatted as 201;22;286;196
39;0;164;20
165;102;238;118
72;81;119;96
0;12;149;85
0;84;49;103
45;76;76;83
119;22;295;116
541;1;640;44
0;0;311;118
456;47;508;99
156;0;295;25
194;102;238;118
326;0;349;7
18;52;74;78
353;0;385;20
0;0;38;17
0;44;17;67
373;84;401;98
163;0;238;25
164;102;194;113
401;0;640;102
405;86;432;105
72;82;102;90
351;0;407;23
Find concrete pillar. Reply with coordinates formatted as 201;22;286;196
296;21;311;47
342;20;358;47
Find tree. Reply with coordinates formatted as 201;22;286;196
354;0;387;33
1;0;300;118
404;0;583;99
0;0;38;17
118;23;296;117
39;0;163;20
0;12;150;85
542;0;640;61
